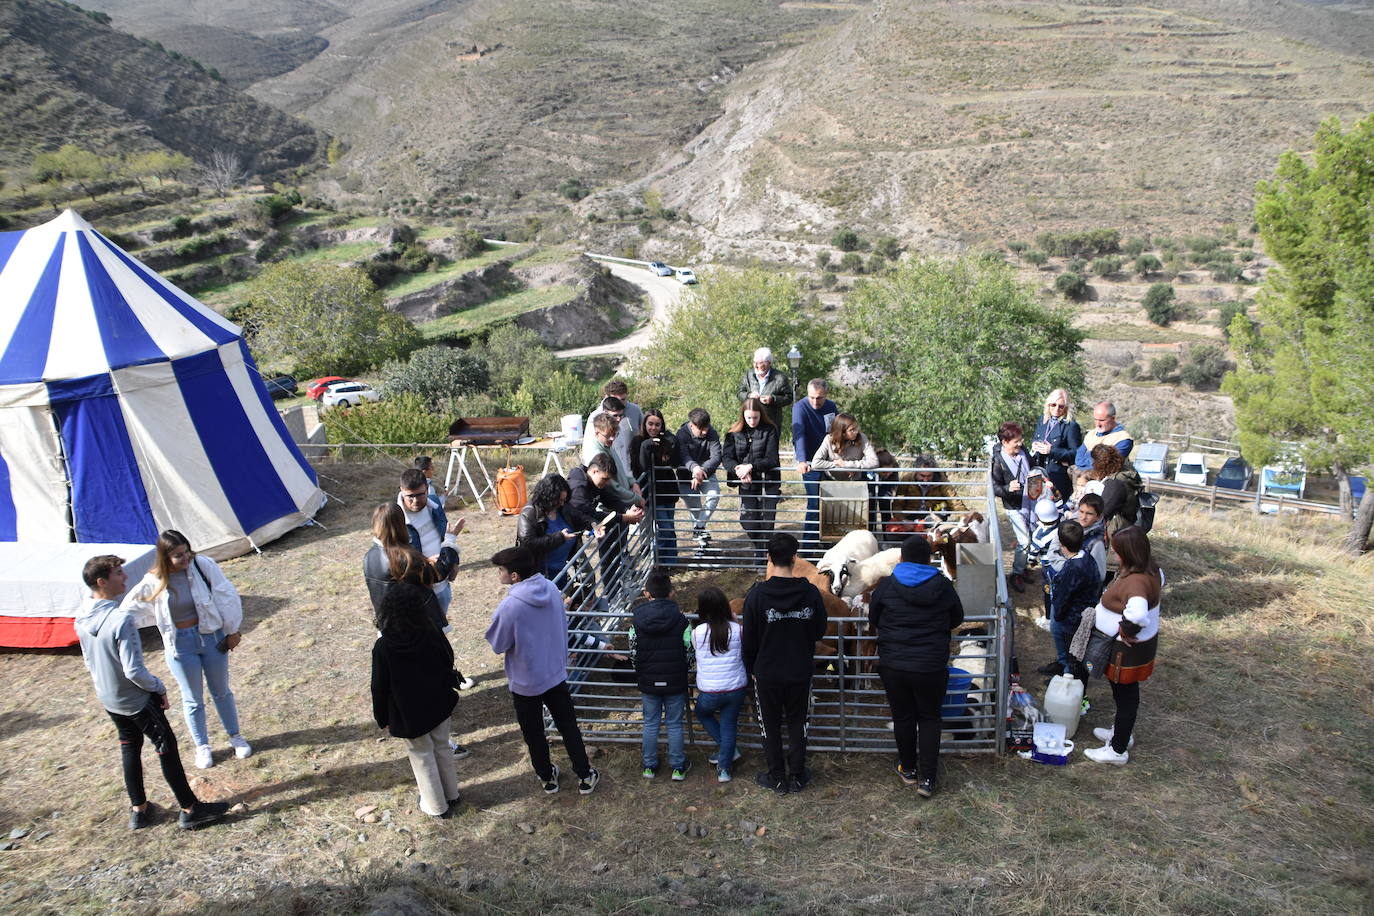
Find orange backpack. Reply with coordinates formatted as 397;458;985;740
495;465;527;515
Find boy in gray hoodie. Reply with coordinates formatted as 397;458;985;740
76;555;228;831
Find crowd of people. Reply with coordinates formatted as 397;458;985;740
73;360;1160;830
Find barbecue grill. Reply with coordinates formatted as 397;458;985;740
447;416;531;446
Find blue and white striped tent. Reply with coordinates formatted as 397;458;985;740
0;209;323;558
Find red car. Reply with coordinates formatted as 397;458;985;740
306;376;351;400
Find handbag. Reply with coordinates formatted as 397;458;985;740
1137;489;1159;533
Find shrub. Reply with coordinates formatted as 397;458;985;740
1006;240;1028;255
174;232;225;259
1184;235;1222;257
1164;256;1188;279
832;228;861;251
868;253;888;274
377;346;491;412
1092;255;1123;276
322;392;450;457
840;251;865;274
1123;237;1148;258
1149;353;1179;382
821;271;837;289
482;324;558;398
454;228;486;259
1054;271;1089;301
557;177;588;201
874;236;902;260
509;368;603;434
1134;254;1162;277
815;250;831;269
1034;228;1119;258
1024;249;1048;267
1217;301;1249;340
1066;257;1088;275
1179;344;1228;389
1143;283;1178;325
1209;261;1243;282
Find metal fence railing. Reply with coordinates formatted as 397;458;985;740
543;462;1013;756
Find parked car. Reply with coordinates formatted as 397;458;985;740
1133;442;1168;480
1215;457;1251;491
649;261;673;277
1259;465;1306;499
307;376;351;400
263;375;298;400
1174;452;1208;486
676;268;698;285
322;383;381;408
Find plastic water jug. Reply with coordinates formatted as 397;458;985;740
560;414;583;444
1042;674;1084;737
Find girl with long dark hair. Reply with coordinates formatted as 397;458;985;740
722;397;781;557
631;409;686;562
690;587;747;782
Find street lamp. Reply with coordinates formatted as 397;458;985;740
786;345;801;403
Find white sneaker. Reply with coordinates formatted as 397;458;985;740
1084;744;1129;765
195;745;215;769
228;734;253;759
1091;727;1133;748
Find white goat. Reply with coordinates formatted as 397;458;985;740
816;529;880;596
840;547;903;598
953;632;993;692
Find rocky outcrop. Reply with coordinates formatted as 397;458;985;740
513;262;646;349
387;262;519;324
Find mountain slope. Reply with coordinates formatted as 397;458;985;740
0;0;327;173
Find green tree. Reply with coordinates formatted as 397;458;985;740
33;144;108;201
1179;344;1228;390
1134;253;1162;277
839;251;865;274
1216;301;1249;340
629;268;838;435
1225;115;1374;551
1142;283;1177;325
1023;249;1048;268
482;324;558;398
814;250;832;270
1149;354;1178;382
845;256;1085;454
377;346;490;412
1054;271;1089;301
244;261;420;379
831;228;861;251
874;236;902;260
1092;254;1123;276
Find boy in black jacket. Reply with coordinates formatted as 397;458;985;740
742;533;827;795
869;535;964;798
629;570;694;781
1046;521;1102;677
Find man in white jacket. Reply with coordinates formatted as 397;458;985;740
76;555;229;831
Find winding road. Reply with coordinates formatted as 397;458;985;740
554;261;685;359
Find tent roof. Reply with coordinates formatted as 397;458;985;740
0;210;241;385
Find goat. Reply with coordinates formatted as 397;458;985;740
816;529;879;596
839;547;902;598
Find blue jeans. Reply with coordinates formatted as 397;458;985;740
801;471;823;548
653;503;678;562
434;580;452;618
1005;508;1031;575
168;627;240;747
641;692;687;770
1050;616;1078;672
694;687;746;773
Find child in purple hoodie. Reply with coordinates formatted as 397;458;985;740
484;546;600;796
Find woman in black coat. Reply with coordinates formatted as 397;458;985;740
1029;388;1082;501
721;397;781;558
631;409;687;562
371;582;461;818
516;474;596;582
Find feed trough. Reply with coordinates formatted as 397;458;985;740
448;416;530;445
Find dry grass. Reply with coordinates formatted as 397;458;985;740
1;462;1371;913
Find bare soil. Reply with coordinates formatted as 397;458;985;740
1;459;1371;914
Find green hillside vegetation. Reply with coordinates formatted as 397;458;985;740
418;284;579;342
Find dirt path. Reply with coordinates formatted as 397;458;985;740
554;262;684;359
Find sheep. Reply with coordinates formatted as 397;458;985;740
816;529;880;596
839;547;903;598
953;630;993;692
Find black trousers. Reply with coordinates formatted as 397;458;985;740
511;681;592;781
108;699;197;809
739;483;779;553
1109;680;1140;754
878;665;948;781
754;678;811;781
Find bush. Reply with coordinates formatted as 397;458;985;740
454;228;486;259
1149;353;1179;382
874;236;902;260
1034;228;1119;258
868;253;888;274
322;392;450;457
1178;344;1228;389
1134;254;1162;277
557;177;588;201
1054;271;1089;301
840;251;865;274
1217;301;1249;340
174;232;226;259
1142;283;1178;325
815;250;831;269
508;368;604;435
1209;261;1244;282
1123;237;1148;258
1092;255;1123;276
832;228;861;251
377;346;491;412
482;324;558;398
1023;249;1048;267
1006;240;1028;255
1184;235;1222;257
821;271;838;289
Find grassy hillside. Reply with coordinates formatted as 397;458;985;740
0;465;1368;912
0;0;326;173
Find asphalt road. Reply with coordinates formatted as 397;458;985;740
554;262;685;359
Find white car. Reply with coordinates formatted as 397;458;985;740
1174;452;1208;486
322;383;380;408
676;268;698;285
649;261;674;277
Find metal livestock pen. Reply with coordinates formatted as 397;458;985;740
543;459;1014;756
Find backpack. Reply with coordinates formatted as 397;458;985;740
1137;487;1159;533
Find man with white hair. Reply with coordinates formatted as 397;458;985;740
737;346;792;431
1074;401;1134;472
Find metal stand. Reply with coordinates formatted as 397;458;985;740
445;444;495;512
